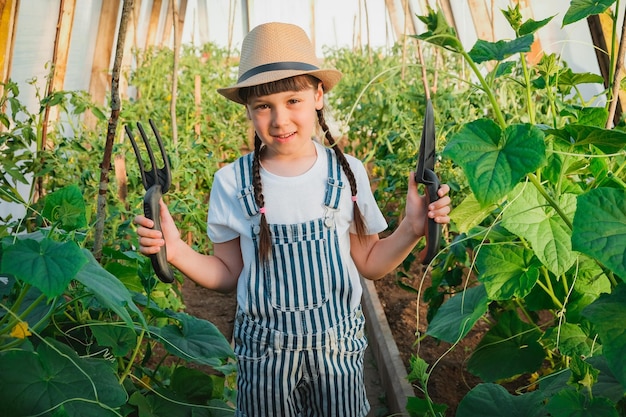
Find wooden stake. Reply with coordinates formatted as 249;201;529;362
0;0;19;91
145;0;162;48
94;0;134;260
42;0;76;149
85;0;121;129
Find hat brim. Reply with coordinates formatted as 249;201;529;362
217;68;342;104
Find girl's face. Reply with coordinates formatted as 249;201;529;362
246;82;324;158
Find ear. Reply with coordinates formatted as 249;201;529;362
314;82;324;110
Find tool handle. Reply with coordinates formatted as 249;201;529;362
144;185;175;283
418;169;442;265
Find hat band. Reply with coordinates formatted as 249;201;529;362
238;61;319;83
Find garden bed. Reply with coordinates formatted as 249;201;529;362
180;266;488;417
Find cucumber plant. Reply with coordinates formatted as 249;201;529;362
407;2;626;416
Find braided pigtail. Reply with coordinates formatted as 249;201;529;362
252;134;272;259
317;109;367;241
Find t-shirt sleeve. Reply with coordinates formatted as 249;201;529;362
348;156;388;235
206;166;240;243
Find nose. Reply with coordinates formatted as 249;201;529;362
271;106;288;127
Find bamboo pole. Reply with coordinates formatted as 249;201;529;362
94;0;134;260
85;0;120;129
194;74;201;136
41;0;76;150
34;0;75;202
161;0;173;46
0;0;19;90
606;6;626;128
171;0;180;146
384;0;403;42
145;0;162;48
363;0;371;63
401;0;409;79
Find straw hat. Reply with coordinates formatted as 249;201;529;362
217;22;343;104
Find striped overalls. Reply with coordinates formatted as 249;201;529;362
232;149;370;417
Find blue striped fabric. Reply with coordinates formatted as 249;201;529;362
232;146;370;417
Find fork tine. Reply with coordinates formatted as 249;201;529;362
149;119;172;193
124;124;150;190
136;121;160;189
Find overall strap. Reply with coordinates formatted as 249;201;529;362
235;153;260;219
323;147;345;210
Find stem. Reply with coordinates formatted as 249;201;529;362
535;270;564;309
527;173;573;230
606;0;619;105
519;52;535;125
0;284;32;330
606;0;626;127
560;273;571;298
461;51;507;128
514;298;540;330
119;328;145;384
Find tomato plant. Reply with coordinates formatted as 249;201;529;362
0;58;237;416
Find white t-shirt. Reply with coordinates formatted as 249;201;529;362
207;140;388;310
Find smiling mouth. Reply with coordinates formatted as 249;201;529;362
274;132;296;141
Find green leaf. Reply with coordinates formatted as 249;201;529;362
563;0;616;26
90;106;107;121
406;355;429;385
475;244;542;300
501;183;578;276
494;61;516;79
413;8;463;52
75;249;147;328
170;366;214;403
559;105;608;127
572;188;626;279
569;355;599;390
443;120;546;207
128;390;190;417
90;323;137;356
518;16;555;36
456;383;545;417
42;185;88;231
548;125;626;154
406;396;448;416
546;390;619;417
543;322;596;358
557;69;606;92
1;238;87;297
565;256;612;322
0;338;127;417
149;310;234;367
587;356;626;402
467;311;544;381
582;284;626;389
450;193;498;234
426;285;489;343
468;35;534;64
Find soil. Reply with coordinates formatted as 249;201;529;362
179;262;485;417
372;267;487;416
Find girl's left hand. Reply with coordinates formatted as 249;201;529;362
405;172;451;237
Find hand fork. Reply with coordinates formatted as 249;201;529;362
125;119;175;283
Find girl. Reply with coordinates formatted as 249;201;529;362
135;22;451;417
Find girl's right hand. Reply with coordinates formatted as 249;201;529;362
134;199;181;262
